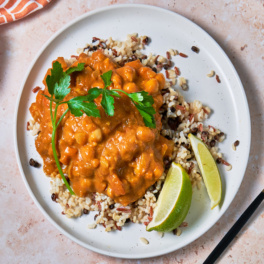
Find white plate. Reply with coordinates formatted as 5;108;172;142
14;4;251;259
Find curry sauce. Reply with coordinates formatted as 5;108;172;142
30;50;173;206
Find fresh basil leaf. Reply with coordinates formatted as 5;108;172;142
66;63;85;75
67;96;100;118
101;70;113;88
46;61;64;96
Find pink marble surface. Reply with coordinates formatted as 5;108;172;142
0;0;263;263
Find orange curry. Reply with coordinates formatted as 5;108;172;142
30;50;173;206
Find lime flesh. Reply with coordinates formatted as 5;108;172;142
147;163;192;232
188;133;222;209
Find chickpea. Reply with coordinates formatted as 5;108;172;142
80;145;95;162
118;66;136;82
91;69;100;79
89;128;103;143
91;159;100;168
91;80;104;89
74;132;87;145
144;78;159;94
123;82;139;93
138;67;156;79
111;72;122;90
136;126;155;142
155;73;165;89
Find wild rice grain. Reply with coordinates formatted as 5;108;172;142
216;158;222;164
166;51;171;60
207;70;215;77
32;86;41;93
51;193;58;202
225;164;232;171
210;140;216;147
165;70;169;79
191;46;200;53
158;232;164;238
142;36;149;45
140;237;149;245
29;158;41;168
179;52;188;58
87;223;97;229
174;66;180;75
234;140;240;147
83;208;89;214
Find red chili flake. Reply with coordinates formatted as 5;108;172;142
198;124;203;132
175;105;186;111
32;86;41;93
208;125;216;132
97;201;102;211
174;66;180;75
221;159;231;166
27;121;30;131
154;55;160;65
165;70;169;79
216;74;221;83
144;222;149;226
131;36;138;42
61;211;65;215
166;51;171;60
102;223;106;228
189;114;194;122
148;217;153;222
150;207;153;218
116;207;131;213
179;52;188;58
71;55;78;59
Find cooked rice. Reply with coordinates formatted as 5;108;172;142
30;33;229;233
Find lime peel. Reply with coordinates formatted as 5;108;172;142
147;163;192;232
188;133;222;209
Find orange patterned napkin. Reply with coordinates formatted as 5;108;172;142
0;0;51;25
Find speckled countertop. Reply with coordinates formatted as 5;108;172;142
0;1;263;263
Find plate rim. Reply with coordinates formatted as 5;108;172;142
13;3;251;259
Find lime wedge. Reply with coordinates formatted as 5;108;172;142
147;163;192;232
188;133;222;209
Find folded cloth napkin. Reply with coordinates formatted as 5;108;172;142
0;0;51;25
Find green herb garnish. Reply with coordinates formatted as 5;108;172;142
88;70;156;128
44;62;156;194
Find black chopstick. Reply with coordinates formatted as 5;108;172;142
203;189;264;264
